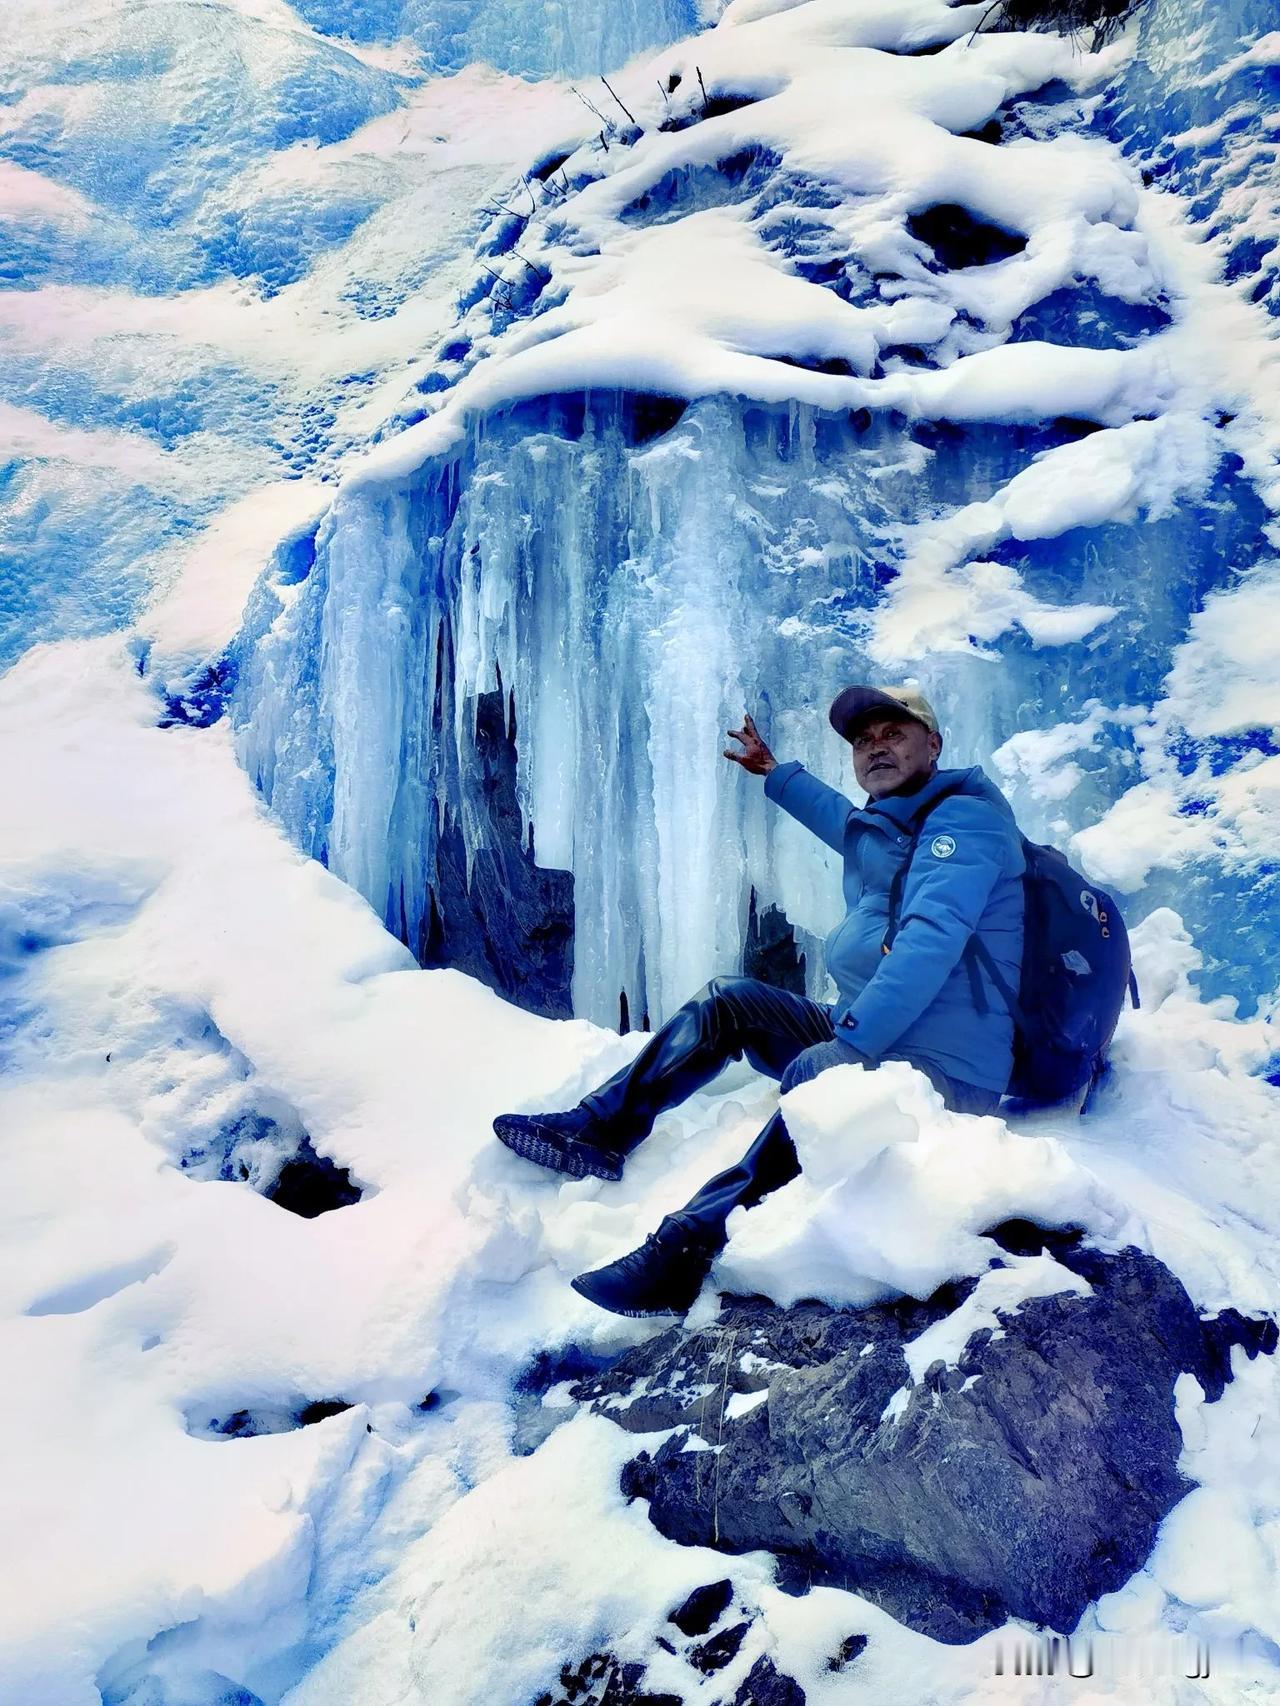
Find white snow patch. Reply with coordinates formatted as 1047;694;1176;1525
724;1386;769;1420
890;1252;1093;1409
714;1058;1132;1309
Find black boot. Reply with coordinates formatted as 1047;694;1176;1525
493;1105;626;1182
571;1218;717;1318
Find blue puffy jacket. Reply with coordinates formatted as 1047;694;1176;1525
764;760;1025;1093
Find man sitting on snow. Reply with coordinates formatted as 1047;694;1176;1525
494;685;1025;1318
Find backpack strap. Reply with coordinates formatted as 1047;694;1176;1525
968;934;1032;1033
1128;970;1141;1011
963;941;989;1016
881;780;973;953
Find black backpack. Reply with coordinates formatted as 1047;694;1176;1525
884;783;1140;1109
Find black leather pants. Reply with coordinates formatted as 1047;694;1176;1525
581;975;834;1249
580;974;1000;1250
581;975;837;1149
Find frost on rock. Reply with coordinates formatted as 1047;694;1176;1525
226;0;1280;1027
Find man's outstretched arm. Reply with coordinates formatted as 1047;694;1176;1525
725;712;856;854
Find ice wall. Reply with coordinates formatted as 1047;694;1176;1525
285;0;703;79
230;0;1280;1029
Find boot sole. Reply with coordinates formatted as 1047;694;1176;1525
494;1121;624;1184
569;1275;686;1318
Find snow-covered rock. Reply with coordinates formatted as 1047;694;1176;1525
581;1227;1277;1643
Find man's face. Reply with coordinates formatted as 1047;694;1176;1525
849;712;942;799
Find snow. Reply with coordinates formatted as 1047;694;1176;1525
4;628;1280;1700
4;0;1280;1697
0;158;93;223
0;50;589;665
867;414;1216;660
724;1386;769;1419
1070;559;1280;895
896;1252;1092;1383
350;22;1159;485
1163;563;1280;741
1145;1352;1280;1651
714;1061;1130;1310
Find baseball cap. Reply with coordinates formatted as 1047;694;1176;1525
829;683;940;739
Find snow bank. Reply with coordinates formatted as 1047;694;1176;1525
349;9;1152;486
714;1059;1131;1308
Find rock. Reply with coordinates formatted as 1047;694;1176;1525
668;1579;734;1638
827;1633;868;1671
535;1641;804;1706
532;1652;680;1706
579;1225;1276;1643
421;684;575;1022
689;1621;750;1675
743;890;806;996
731;1657;805;1706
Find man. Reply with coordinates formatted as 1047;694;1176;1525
494;684;1025;1318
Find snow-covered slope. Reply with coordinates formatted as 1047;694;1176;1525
0;0;598;666
2;0;1280;1701
3;632;1279;1701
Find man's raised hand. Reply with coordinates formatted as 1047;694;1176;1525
724;711;777;776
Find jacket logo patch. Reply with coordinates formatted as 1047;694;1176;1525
930;834;957;859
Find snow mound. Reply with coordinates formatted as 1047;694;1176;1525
715;1058;1131;1308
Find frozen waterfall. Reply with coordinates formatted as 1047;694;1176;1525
228;0;1280;1031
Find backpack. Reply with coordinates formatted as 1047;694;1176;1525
884;782;1141;1109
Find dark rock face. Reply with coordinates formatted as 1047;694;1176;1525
669;1580;733;1638
905;203;1027;271
742;890;806;997
419;684;575;1020
533;1646;808;1706
533;1653;680;1706
265;1137;362;1217
181;1107;363;1218
731;1657;806;1706
577;1226;1277;1644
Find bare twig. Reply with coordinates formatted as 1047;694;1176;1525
569;84;609;126
477;262;514;308
657;77;670;105
599;74;636;125
966;0;1003;44
969;0;1151;46
511;247;551;283
696;65;709;114
518;174;537;215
